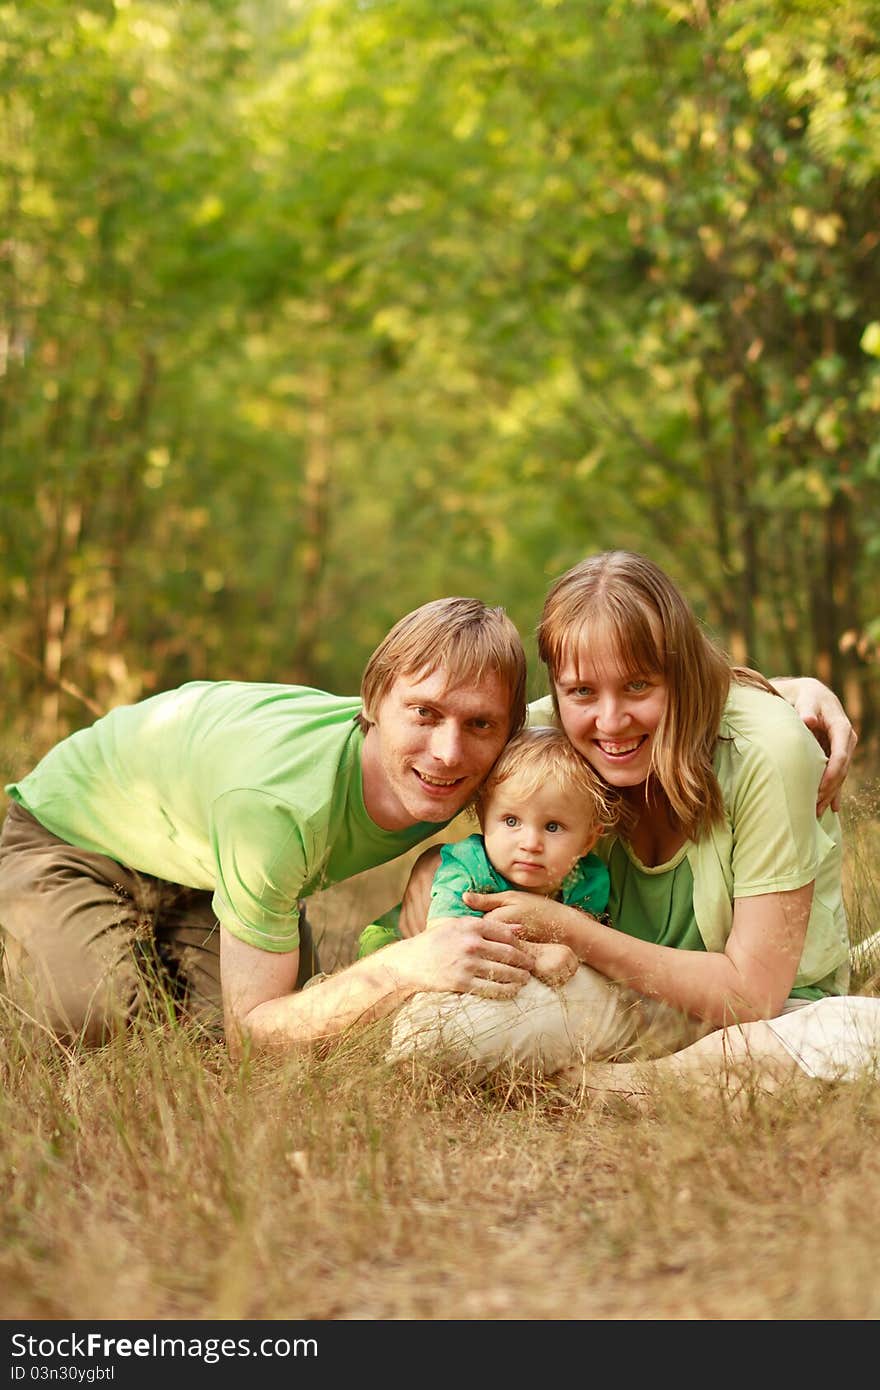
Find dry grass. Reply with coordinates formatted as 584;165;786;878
841;778;880;987
3;1006;880;1321
2;796;880;1321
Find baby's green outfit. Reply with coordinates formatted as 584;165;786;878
357;833;610;957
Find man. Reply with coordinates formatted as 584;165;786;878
0;598;534;1054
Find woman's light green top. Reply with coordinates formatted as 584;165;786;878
527;682;849;994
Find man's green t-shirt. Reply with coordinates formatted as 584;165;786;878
6;682;439;953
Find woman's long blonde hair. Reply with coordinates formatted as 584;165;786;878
538;551;771;839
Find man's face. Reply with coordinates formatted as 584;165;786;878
364;668;513;829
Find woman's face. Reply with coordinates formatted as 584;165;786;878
553;632;668;790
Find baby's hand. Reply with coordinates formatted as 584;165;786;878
524;941;579;989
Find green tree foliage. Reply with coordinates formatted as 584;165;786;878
1;0;878;758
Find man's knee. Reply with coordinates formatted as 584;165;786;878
2;933;139;1046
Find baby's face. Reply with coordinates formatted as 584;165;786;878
481;773;600;895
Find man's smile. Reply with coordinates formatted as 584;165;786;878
414;769;465;789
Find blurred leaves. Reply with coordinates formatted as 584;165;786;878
0;0;879;752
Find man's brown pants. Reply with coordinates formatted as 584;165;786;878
0;802;318;1045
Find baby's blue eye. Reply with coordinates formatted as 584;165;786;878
504;816;518;828
546;821;561;833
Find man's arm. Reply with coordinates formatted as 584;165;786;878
770;676;858;813
220;920;533;1058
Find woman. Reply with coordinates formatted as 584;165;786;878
387;551;876;1091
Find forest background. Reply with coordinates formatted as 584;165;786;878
2;0;880;767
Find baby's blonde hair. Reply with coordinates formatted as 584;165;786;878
475;726;618;834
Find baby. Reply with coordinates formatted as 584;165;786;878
427;725;612;983
387;727;632;1076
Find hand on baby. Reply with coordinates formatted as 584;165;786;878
459;891;583;985
522;941;579;988
462;889;565;943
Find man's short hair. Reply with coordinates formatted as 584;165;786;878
359;597;527;735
